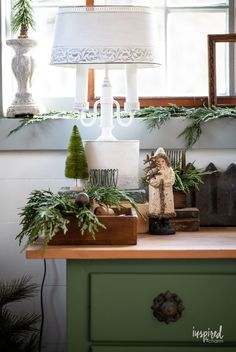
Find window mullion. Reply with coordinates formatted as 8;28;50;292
164;0;168;96
229;0;234;95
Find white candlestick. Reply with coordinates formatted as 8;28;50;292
6;39;40;117
124;64;140;112
74;65;89;112
97;66;116;141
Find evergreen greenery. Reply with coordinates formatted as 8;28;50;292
16;187;138;250
16;189;104;250
86;185;139;212
135;104;186;130
11;0;36;38
0;276;39;352
7;105;236;148
65;125;89;185
142;105;236;149
173;163;216;193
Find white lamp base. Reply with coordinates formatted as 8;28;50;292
85;140;139;189
96;127;117;141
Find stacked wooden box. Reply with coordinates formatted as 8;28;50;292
136;204;200;233
170;208;200;231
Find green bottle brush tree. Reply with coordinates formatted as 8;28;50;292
65;125;89;189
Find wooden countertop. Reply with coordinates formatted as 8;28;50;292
26;227;236;260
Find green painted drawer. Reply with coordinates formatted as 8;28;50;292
90;273;236;342
92;348;236;352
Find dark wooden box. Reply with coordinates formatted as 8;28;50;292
48;207;138;245
170;208;200;231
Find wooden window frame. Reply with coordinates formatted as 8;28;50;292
208;33;236;107
87;0;234;108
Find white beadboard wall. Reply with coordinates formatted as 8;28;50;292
0;151;70;352
0;118;236;352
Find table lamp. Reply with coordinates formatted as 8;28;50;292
51;5;159;141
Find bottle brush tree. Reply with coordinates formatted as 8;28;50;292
11;0;36;38
65;125;89;188
0;276;40;352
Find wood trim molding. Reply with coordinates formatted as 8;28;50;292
208;33;236;107
88;69;95;102
86;0;94;6
89;96;208;108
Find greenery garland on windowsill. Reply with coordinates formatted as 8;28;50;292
5;104;236;149
136;105;236;148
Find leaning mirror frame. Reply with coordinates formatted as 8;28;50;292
208;33;236;107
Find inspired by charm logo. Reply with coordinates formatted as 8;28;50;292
192;325;224;344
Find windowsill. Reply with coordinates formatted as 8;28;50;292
0;117;236;151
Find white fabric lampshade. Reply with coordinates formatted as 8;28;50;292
50;6;160;68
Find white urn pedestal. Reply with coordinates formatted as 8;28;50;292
6;38;40;117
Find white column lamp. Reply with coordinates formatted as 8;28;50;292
50;6;159;141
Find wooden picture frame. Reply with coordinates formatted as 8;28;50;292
208;33;236;107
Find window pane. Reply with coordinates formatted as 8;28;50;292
167;10;227;96
31;1;85;99
15;0;229;109
32;7;74;98
167;0;228;6
95;4;165;97
216;43;230;96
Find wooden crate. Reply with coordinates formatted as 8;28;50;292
48;207;138;246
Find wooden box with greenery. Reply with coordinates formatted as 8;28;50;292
48;207;137;245
65;125;89;190
16;186;138;250
173;163;215;208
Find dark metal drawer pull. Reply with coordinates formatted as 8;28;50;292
151;290;185;324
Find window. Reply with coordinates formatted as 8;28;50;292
94;0;232;107
1;0;234;114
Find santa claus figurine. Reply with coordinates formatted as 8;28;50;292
144;147;176;235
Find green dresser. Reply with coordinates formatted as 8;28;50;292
67;259;236;352
26;228;236;352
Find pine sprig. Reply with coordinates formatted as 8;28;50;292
1;309;39;334
135;105;185;131
12;0;36;33
0;276;40;352
86;185;139;214
179;106;236;148
0;276;38;307
143;105;236;148
76;207;105;238
8;112;81;136
173;162;216;193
